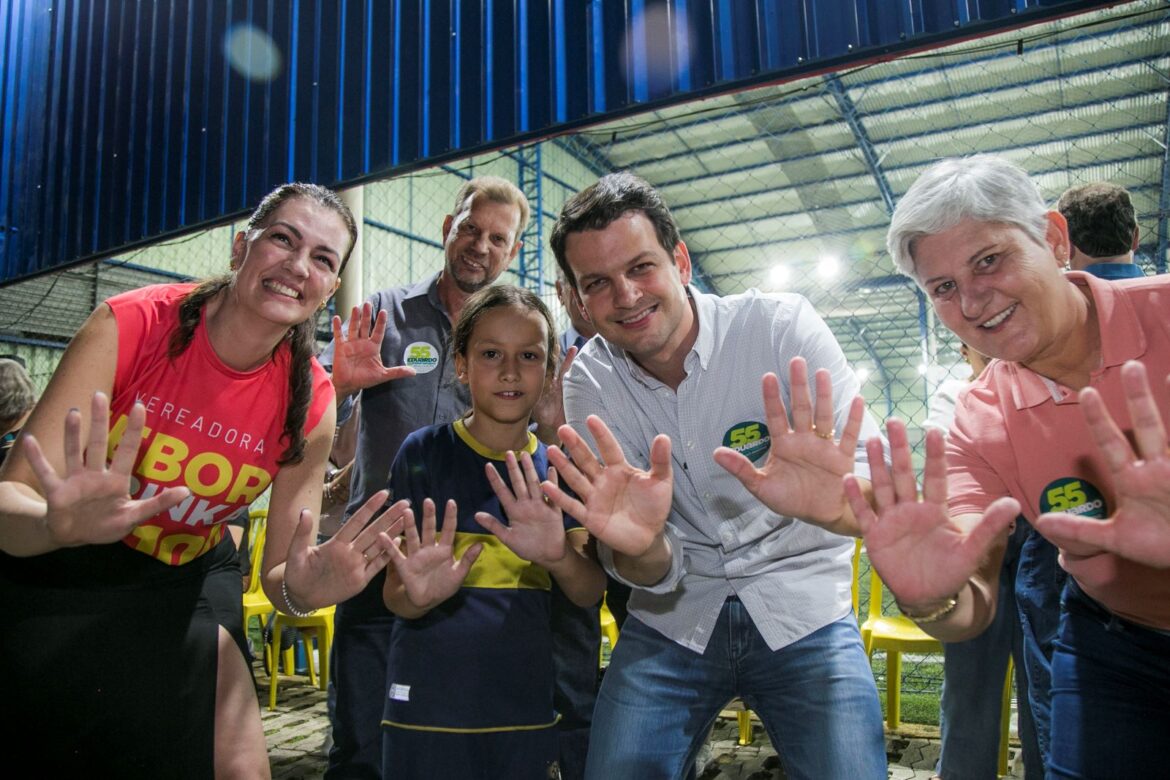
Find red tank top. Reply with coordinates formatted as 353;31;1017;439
107;283;333;565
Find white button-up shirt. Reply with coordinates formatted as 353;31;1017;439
564;287;879;652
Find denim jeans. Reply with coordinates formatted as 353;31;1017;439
585;599;886;780
1047;580;1170;779
1014;523;1065;770
937;520;1043;780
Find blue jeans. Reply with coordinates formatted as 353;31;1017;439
1047;581;1170;779
937;521;1042;780
1014;523;1065;770
585;600;886;780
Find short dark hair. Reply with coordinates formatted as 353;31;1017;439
550;172;681;289
1056;183;1137;259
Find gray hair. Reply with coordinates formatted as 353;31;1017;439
887;155;1050;280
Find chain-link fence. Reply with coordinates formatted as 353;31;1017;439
0;0;1165;726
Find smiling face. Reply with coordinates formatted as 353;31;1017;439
913;213;1076;368
441;195;523;294
230;197;348;327
563;211;696;379
455;305;551;446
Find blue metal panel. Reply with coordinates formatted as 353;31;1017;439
0;0;1119;284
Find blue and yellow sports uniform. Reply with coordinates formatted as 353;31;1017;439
381;419;582;779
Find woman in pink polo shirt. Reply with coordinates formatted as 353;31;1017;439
845;154;1170;780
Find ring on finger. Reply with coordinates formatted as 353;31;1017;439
812;425;835;440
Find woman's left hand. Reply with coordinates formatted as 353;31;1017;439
282;489;410;609
475;451;566;567
1034;361;1170;568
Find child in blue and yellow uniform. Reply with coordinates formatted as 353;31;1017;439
380;285;605;780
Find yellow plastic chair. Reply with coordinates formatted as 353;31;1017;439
241;510;274;643
600;597;620;656
859;546;1014;777
250;509;336;710
268;604;336;710
860;553;944;730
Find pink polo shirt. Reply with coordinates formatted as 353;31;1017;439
947;271;1170;630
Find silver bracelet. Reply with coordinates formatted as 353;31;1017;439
281;577;313;617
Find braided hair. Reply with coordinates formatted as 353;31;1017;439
167;183;357;465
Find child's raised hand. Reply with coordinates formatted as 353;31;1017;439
476;451;566;567
386;498;481;612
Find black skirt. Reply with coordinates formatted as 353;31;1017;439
0;536;246;778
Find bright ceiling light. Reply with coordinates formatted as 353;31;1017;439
817;255;841;282
768;264;790;288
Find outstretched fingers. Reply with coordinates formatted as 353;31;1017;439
473;511;511;545
1032;511;1113;557
843;474;878;535
541;476;590;522
786;358;813;432
812;367;838;438
760;372;791;439
356;499;411;546
22;434;64;495
885;419;919;503
109;402;148;475
549;439;599;500
865;435;895;511
920;428;949;505
436;499;459;548
836;396;866;457
84;392;112;472
334;489;392;544
960;497;1019;562
585;415;632;472
712;446;758;489
648;434;673;481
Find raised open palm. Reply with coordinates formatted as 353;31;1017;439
845;419;1017;608
475;451;566;566
23;393;190;547
282;489;409;609
542;415;672;558
714;358;864;528
1034;362;1170;568
330;302;416;397
386;498;481;610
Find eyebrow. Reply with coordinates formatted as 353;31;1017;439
269;219;340;257
576;250;657;287
921;241;998;287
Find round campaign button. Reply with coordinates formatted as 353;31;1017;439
1038;477;1107;519
403;342;441;374
722;421;771;463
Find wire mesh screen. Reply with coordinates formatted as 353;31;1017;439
0;0;1165;718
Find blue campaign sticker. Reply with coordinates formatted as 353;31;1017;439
1038;477;1108;519
722;421;771;463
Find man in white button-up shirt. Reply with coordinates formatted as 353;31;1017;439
542;173;887;780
